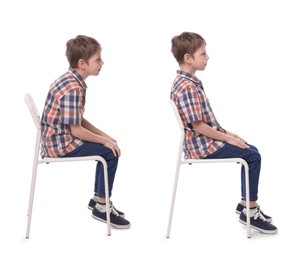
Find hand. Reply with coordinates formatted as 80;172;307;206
110;138;117;143
226;131;248;145
226;135;250;149
103;139;121;157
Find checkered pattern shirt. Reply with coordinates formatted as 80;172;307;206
170;70;225;159
40;69;86;158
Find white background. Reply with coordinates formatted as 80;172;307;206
1;0;307;259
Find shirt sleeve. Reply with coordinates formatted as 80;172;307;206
60;89;84;125
178;85;202;124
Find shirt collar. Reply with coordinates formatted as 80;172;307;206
68;68;88;90
177;70;202;85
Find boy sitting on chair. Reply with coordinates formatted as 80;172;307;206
41;35;130;229
170;31;277;234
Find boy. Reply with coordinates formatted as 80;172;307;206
41;35;130;229
170;32;277;234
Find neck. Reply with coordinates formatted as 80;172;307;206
75;68;88;80
179;64;195;75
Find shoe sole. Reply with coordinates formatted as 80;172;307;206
92;214;131;229
239;219;277;234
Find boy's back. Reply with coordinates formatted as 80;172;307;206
41;69;86;158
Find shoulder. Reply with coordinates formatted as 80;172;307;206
172;77;197;96
52;72;80;89
50;72;84;99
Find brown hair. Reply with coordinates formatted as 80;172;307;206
171;32;206;64
65;35;101;68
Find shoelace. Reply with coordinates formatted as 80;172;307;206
254;208;267;222
110;204;120;217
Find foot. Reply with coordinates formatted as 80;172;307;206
239;207;277;234
88;199;125;217
92;204;130;229
236;203;272;223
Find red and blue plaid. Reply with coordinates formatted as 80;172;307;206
41;69;86;158
170;70;225;159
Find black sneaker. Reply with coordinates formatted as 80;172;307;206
239;207;277;234
88;199;125;217
92;206;131;229
236;203;272;223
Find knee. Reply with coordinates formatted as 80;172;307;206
102;147;119;162
249;144;259;152
107;153;119;164
251;150;261;163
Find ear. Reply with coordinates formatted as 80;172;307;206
77;59;86;69
183;53;192;65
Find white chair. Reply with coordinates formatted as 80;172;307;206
24;93;111;238
166;99;251;238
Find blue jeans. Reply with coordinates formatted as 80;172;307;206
63;141;118;198
206;143;261;201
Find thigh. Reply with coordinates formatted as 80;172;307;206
63;141;115;160
206;143;259;160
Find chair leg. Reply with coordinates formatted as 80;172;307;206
26;131;41;239
100;159;111;236
166;162;181;238
26;163;38;239
242;161;251;238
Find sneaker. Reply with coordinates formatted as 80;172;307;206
88;199;125;217
239;207;277;234
236;203;272;223
92;205;131;229
88;199;97;210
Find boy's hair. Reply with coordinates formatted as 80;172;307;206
171;32;206;64
65;35;101;69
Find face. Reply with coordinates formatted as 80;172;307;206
188;44;209;73
86;51;104;76
78;50;104;79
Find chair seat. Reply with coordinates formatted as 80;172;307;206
39;155;106;164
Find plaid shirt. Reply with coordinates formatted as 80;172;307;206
41;69;86;158
170;70;225;159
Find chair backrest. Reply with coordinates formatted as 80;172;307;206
169;99;184;131
24;93;41;129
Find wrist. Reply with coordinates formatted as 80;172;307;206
222;133;229;142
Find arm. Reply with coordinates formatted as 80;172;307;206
225;130;248;145
60;90;119;156
70;122;121;157
81;117;117;142
191;121;249;149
